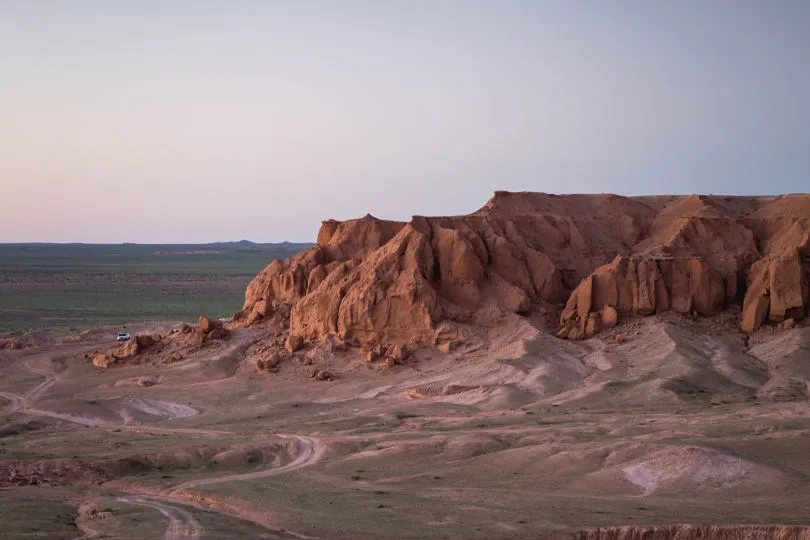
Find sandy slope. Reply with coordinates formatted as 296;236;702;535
2;315;810;538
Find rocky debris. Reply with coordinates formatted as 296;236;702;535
207;328;230;340
198;316;223;334
236;193;810;346
1;459;110;487
308;368;334;381
92;353;115;369
135;377;156;387
0;331;55;350
87;508;111;520
322;334;348;353
386;344;409;364
365;343;386;362
90;326;216;369
191;328;207;346
173;324;193;335
256;352;282;372
780;318;796;330
286;334;304;353
365;343;412;363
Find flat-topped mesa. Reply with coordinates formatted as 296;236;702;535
235;192;810;347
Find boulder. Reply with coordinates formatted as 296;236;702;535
780;318;796;330
741;290;770;334
191;329;206;346
92;354;114;368
286;335;304;353
208;328;229;341
199;316;223;334
601;305;618;329
315;370;334;381
585;313;601;337
386;344;408;363
256;352;281;372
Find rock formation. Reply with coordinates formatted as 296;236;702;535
235;193;810;345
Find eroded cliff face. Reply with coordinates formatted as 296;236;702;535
235;193;810;347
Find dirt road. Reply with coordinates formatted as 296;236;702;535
170;434;323;493
4;349;322;539
0;359;57;415
118;495;202;540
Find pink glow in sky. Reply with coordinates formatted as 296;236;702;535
2;1;809;242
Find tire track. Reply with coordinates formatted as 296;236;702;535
117;495;202;540
5;355;323;538
169;434;323;493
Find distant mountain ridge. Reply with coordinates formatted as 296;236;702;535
1;241;314;248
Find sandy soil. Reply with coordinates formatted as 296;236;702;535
2;315;810;538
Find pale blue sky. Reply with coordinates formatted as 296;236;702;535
1;1;808;242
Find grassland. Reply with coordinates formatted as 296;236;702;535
2;250;810;538
0;242;311;333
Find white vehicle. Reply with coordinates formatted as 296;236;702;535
116;332;131;342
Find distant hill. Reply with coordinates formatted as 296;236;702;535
206;240;314;248
0;242;315;273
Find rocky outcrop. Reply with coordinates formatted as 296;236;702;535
237;193;810;345
199;316;223;334
0;332;55;350
558;256;735;339
741;249;809;333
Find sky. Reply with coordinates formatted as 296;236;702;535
1;1;809;243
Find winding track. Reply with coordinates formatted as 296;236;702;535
117;495;202;540
1;351;323;539
170;434;322;493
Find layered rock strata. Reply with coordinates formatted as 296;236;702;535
235;193;810;345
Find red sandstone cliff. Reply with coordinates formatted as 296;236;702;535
234;193;810;346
